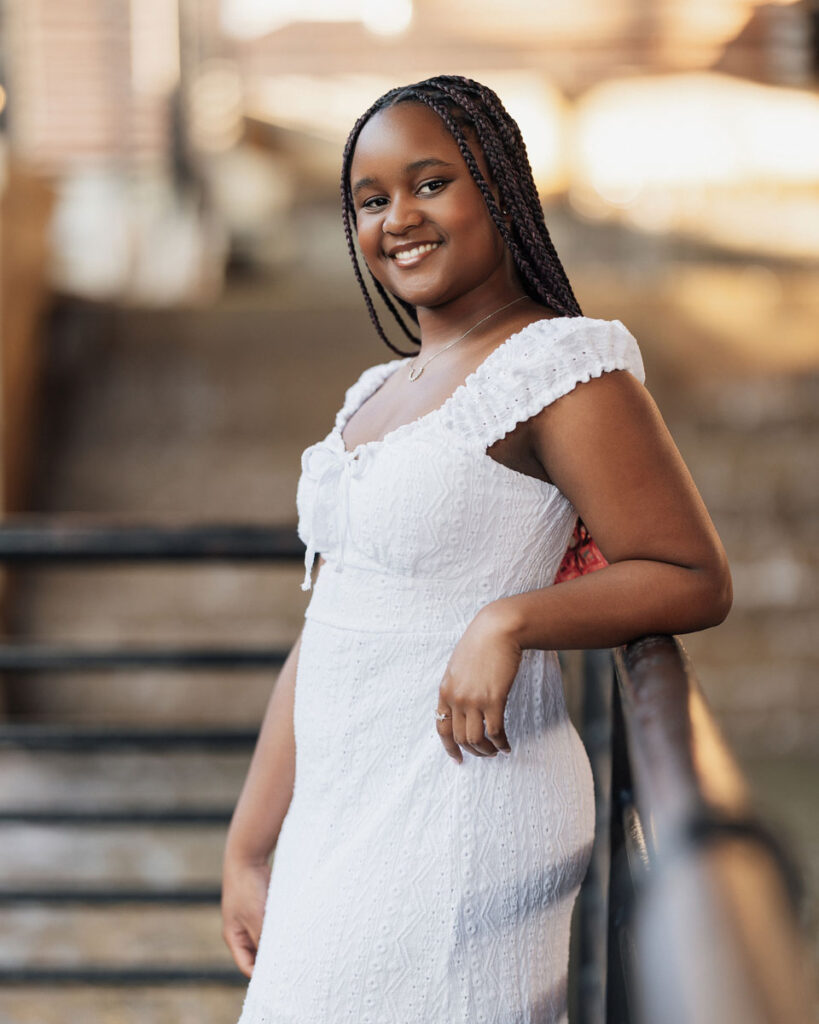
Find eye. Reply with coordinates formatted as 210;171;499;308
418;178;449;195
361;195;388;211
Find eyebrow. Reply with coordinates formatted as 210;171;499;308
352;158;457;197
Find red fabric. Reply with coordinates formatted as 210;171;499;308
554;518;608;583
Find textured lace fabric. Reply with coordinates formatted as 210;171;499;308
237;316;645;1024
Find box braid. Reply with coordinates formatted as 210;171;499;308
340;74;583;357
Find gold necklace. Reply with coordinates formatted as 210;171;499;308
407;295;527;382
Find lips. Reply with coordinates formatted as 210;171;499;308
387;241;442;268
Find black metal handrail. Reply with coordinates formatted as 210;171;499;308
0;965;245;985
0;519;304;562
0;643;287;670
590;635;816;1024
0;807;234;825
0;886;222;904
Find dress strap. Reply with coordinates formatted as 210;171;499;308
438;316;645;450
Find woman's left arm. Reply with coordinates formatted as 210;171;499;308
493;368;732;648
436;369;733;762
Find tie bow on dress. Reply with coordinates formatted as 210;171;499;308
299;435;373;591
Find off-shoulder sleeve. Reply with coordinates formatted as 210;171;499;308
439;316;645;449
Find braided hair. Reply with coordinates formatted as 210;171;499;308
340;74;583;357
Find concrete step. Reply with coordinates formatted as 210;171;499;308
0;748;249;882
0;748;249;811
0;987;246;1024
1;820;227;887
0;906;230;967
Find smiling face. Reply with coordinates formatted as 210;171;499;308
348;101;511;311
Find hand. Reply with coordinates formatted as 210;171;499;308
436;603;522;762
221;854;271;978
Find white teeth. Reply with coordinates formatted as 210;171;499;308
393;243;440;262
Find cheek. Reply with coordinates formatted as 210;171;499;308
355;220;385;270
450;204;504;264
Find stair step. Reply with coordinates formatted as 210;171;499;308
0;903;242;982
0;987;246;1020
0;748;249;805
0;825;228;885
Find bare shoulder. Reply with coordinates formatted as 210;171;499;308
527;368;662;478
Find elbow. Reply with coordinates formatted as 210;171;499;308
711;571;733;627
698;555;733;629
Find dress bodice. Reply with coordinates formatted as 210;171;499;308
295;315;645;630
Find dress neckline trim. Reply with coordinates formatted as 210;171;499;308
335;314;582;456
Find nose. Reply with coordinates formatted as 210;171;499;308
382;191;424;235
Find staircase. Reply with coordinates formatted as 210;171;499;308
0;297;381;1021
0;524;301;1022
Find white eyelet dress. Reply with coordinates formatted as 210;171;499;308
236;316;645;1024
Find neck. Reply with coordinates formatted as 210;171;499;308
414;283;531;358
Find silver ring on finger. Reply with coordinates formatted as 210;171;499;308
435;711;451;722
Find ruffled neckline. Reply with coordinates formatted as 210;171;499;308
333;315;595;457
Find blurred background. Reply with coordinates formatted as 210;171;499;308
0;0;817;1020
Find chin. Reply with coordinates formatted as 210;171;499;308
386;282;457;310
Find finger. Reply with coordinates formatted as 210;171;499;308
451;705;471;759
435;709;462;763
482;705;511;753
464;707;499;757
225;927;257;979
248;916;262;949
451;707;485;759
249;893;268;946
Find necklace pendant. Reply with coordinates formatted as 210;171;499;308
408;362;424;382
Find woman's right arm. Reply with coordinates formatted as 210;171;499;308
221;556;323;976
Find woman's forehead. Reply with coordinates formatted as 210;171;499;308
350;102;465;172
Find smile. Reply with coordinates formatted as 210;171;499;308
390;242;442;267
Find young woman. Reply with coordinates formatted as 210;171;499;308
222;75;732;1024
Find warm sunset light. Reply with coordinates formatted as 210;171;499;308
246;69;568;194
571;72;819;258
221;0;412;38
246;73;397;141
475;72;569;195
